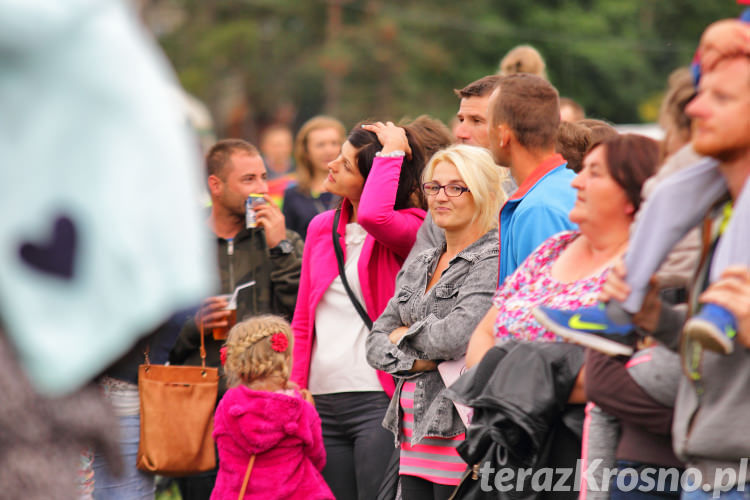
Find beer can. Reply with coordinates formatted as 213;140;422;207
245;194;265;228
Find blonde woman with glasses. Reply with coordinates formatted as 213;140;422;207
366;144;507;499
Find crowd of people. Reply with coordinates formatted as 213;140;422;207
76;12;750;500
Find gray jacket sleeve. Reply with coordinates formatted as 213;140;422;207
366;287;422;375
400;255;497;359
398;213;445;277
367;252;498;374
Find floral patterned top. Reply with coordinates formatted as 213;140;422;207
493;231;609;342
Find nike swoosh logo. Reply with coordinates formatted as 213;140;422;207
568;314;607;331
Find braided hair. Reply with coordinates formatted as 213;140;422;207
223;315;293;388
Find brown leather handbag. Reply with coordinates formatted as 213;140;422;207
136;323;219;476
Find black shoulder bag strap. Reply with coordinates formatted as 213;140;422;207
332;208;373;330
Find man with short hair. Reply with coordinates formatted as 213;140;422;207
559;96;585;123
653;54;750;498
454;75;517;198
170;138;303;499
488;73;577;284
403;76;516;261
580;53;750;499
537;28;750;497
454;75;502;147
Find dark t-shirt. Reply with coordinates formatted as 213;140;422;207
282;185;338;240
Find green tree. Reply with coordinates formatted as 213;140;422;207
153;0;742;137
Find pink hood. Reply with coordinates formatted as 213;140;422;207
211;386;333;499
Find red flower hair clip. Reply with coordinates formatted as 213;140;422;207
270;332;288;352
219;346;227;366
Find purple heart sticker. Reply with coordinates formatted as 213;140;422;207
19;215;77;279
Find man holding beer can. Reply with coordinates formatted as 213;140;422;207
169;138;303;500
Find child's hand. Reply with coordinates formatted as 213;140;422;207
286;381;315;406
599;258;631;303
300;389;315;406
699;19;750;73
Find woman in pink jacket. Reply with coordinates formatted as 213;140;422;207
291;117;452;500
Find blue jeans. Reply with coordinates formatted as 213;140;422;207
682;487;750;499
610;461;681;499
93;413;155;500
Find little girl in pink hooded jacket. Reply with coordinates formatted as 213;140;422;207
211;315;333;500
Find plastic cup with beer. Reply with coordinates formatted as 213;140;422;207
211;294;236;341
211;280;256;341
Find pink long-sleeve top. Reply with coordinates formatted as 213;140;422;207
291;156;425;397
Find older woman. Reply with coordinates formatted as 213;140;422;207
291;117;452;500
283;116;345;239
466;134;659;366
449;135;658;500
366;144;506;500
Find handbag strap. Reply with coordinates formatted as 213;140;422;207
199;317;207;370
332;208;373;330
238;454;256;499
142;321;207;371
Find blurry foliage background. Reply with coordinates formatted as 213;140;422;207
145;0;742;140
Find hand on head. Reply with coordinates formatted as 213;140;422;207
699;19;750;73
361;121;412;159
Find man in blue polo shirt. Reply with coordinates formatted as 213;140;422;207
487;73;578;285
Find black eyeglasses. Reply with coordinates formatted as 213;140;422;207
422;182;471;197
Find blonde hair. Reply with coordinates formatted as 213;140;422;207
293;116;346;193
422;144;507;234
223;315;293;388
498;45;548;80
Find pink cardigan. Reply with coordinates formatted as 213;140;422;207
291;156;425;397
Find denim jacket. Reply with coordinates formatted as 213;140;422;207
366;229;499;445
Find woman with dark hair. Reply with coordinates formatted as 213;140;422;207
283;116;346;239
291;117;453;500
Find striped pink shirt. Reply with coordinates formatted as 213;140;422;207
399;381;466;485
